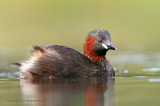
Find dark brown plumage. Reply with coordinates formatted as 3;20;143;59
16;29;116;79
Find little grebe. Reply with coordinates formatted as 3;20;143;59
14;29;116;79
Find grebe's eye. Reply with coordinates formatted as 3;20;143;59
99;40;102;43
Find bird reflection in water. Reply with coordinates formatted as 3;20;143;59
20;77;114;106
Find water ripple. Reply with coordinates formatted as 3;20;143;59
149;78;160;82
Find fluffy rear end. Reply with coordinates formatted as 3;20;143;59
19;46;46;79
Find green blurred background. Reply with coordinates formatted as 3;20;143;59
0;0;160;62
1;1;160;106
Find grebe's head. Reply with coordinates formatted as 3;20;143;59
84;29;116;62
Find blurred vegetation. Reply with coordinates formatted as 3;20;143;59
0;0;160;62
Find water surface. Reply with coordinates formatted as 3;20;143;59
1;53;160;106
